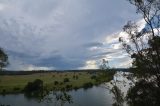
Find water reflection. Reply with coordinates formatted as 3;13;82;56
24;89;73;106
0;85;113;106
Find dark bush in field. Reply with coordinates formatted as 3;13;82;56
13;87;20;91
2;89;6;94
83;82;93;89
75;75;78;80
73;75;75;79
74;86;78;91
24;79;43;92
60;82;63;85
64;78;70;83
73;75;78;80
66;84;72;90
91;75;97;79
54;81;59;85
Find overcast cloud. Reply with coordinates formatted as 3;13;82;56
0;0;141;70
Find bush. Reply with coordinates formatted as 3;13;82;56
73;75;78;80
2;89;6;94
66;84;72;90
75;75;78;80
54;81;59;85
13;87;20;91
24;79;43;92
64;78;70;83
73;75;75;79
91;75;97;79
83;82;93;89
60;82;63;85
74;86;78;91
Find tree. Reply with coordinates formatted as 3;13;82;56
119;0;160;105
100;59;109;70
0;48;9;71
119;0;160;81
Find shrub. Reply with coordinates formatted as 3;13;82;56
54;81;59;85
13;87;20;91
74;86;78;91
66;84;72;90
60;82;63;85
75;75;78;80
63;78;70;83
91;75;97;79
24;79;43;92
2;89;6;94
83;82;93;89
73;75;75;79
73;75;78;80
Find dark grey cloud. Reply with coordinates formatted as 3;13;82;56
83;42;103;48
0;0;141;70
36;56;85;70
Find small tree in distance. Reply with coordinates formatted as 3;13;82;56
100;59;109;70
0;48;9;71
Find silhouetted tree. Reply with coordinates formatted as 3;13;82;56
119;0;160;105
119;0;160;77
0;48;9;71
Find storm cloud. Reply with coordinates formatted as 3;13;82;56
0;0;141;70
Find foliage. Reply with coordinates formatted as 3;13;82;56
54;81;59;85
119;0;160;78
119;0;160;105
0;48;9;71
83;82;93;89
73;75;79;80
53;91;73;106
24;79;73;105
24;79;43;93
65;84;72;90
96;70;115;83
99;59;109;70
23;79;49;102
126;79;160;106
90;75;97;79
111;85;124;106
63;78;70;83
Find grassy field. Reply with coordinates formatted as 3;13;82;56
0;71;115;94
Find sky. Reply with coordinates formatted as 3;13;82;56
0;0;142;70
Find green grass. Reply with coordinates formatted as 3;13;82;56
0;71;115;94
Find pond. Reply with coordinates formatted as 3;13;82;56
0;85;113;106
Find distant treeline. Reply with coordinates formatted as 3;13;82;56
0;68;129;75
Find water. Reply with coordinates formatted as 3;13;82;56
0;85;113;106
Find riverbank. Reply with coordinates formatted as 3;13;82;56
0;71;115;94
